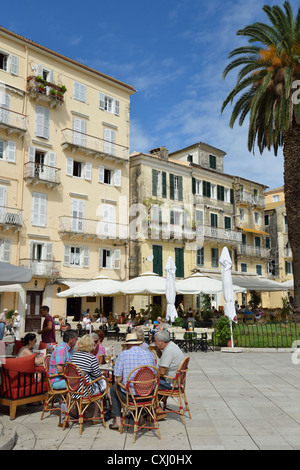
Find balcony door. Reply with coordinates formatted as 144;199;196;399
71;199;85;232
25;291;43;332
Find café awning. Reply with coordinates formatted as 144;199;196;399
197;270;288;292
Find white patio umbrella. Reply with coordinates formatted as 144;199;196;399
219;247;237;348
175;272;245;294
165;256;177;323
120;272;166;295
57;275;122;298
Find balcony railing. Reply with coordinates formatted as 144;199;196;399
24;162;61;187
19;259;60;277
237;244;271;258
0;106;27;133
61;128;129;161
199;225;242;244
0;207;23;229
236;190;265;207
59;216;128;240
27;76;66;108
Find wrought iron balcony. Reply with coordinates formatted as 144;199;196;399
61;128;129;162
27;76;66;108
235;190;265;207
0;106;27;135
59;216;128;240
0;207;23;230
19;258;61;277
237;244;271;258
24;162;61;188
199;225;242;244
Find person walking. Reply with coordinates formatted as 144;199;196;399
38;305;56;344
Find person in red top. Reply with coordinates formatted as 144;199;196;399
38;305;56;344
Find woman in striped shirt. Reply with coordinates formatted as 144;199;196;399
70;335;107;422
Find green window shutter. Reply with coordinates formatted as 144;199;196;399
162;172;167;198
209;155;216;169
211;213;218;227
192;177;196;194
152;169;157;196
203;181;211;198
225;216;231;229
170;173;174;200
153;245;163;276
178;176;183;201
175;247;184;278
217;185;224;201
230;188;234;204
170;210;174;225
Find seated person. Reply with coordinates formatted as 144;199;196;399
91;331;106;360
109;332;156;431
255;307;263;319
154;330;184;391
117;312;126;324
243;305;253;319
49;329;78;389
83;313;92;331
17;333;44;366
70;334;107;422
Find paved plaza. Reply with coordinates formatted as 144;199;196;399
1;339;300;451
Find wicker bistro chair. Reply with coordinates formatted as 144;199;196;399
41;355;68;420
116;365;161;444
63;362;108;434
157;356;191;425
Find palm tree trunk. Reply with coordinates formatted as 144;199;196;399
283;121;300;313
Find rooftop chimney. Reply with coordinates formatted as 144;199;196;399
149;146;169;160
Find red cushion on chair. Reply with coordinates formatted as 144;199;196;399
15;340;24;355
38;341;48;350
3;354;36;373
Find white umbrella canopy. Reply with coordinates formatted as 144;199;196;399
57;276;122;298
165;256;177;323
120;272;166;295
175;272;245;295
219;247;237;324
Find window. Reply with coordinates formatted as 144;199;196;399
153;245;163;276
210;213;218;227
0;238;11;262
196;247;204;266
192;178;202;196
265;214;269;226
285;261;293;275
0;92;10;125
31;192;47;227
28;146;56;180
239;208;245;222
170;174;183;201
71;199;85;232
255;236;261;255
211;248;219;268
272;194;280;202
203;180;211;198
66;157;92;180
73;118;86;147
0;51;18;75
254;212;260;224
209;154;216;169
217;185;224;201
99;92;120;115
224;216;231;230
175;247;184;277
99;248;121;269
187;154;193;163
104;128;115;155
36;64;53;82
101;204;116;238
241;263;247;273
99;166;121;186
73;81;86;102
256;265;262;276
64;245;89;267
152;170;167;198
35;105;50;139
0;140;16;163
211;184;216;199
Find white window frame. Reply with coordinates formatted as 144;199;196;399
99;92;120;116
0;50;18;75
66;157;91;180
256;264;262;276
73;118;87;147
195;179;202;196
98;166;121;186
254;211;260;225
241;262;247;273
31;192;47;227
73;81;86;103
64;245;89;268
99;248;121;269
103;128;116;155
0;238;11;262
239;208;245;222
211;184;216;200
0;139;16;163
35;105;50;140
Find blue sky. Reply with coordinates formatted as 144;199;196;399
3;0;299;189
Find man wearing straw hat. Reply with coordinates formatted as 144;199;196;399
109;332;156;431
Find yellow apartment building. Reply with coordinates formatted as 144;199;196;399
0;27;135;332
129;143;273;312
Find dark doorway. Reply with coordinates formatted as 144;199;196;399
175;294;184;309
103;297;113;316
67;298;82;321
25;291;43;332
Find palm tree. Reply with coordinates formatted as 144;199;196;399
222;1;300;313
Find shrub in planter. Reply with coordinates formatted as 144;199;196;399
215;316;235;346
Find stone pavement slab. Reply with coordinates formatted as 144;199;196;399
1;343;300;451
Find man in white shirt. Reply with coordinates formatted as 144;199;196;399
154;329;184;390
